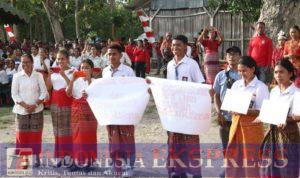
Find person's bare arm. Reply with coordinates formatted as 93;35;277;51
214;93;226;126
286;114;300;122
247;109;260;117
46;71;53;90
198;28;208;44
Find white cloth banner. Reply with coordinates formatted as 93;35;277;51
259;99;290;125
86;77;150;125
292;92;300;115
221;89;253;114
148;77;212;135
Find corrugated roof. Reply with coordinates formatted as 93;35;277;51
151;0;208;10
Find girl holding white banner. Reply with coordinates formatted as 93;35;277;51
259;59;300;178
66;59;97;171
225;56;269;178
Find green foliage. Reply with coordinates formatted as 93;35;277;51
78;1;143;40
13;0;143;42
207;0;262;22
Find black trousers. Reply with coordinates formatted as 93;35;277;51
135;62;146;78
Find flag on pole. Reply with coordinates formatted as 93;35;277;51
4;24;16;42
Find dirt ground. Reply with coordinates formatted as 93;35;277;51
0;96;220;144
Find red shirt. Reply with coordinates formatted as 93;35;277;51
247;34;273;67
271;46;284;68
125;44;136;62
133;48;146;63
145;48;151;73
283;40;300;67
201;39;220;54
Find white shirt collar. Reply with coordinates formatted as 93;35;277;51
172;55;188;66
109;63;124;72
239;76;259;88
21;70;35;77
278;83;297;95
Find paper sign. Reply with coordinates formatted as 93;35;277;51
221;89;252;114
86;77;150;125
148;77;211;135
292;92;300;115
258;99;290;125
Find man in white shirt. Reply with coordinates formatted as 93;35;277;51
102;44;135;177
0;60;9;106
167;37;205;83
166;35;204;177
103;51;133;72
11;54;48;168
32;46;41;70
69;47;82;69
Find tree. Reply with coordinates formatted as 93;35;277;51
109;0;116;39
258;0;300;41
42;0;64;43
13;0;54;42
207;0;262;22
74;0;79;39
13;0;143;42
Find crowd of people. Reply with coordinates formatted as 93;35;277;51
1;21;300;178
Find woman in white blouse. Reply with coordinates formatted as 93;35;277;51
46;49;74;167
11;54;48;168
66;59;97;170
225;56;270;178
89;45;102;78
260;59;300;178
36;48;50;74
69;47;82;69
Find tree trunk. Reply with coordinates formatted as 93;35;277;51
75;0;80;39
109;0;116;39
259;0;300;41
34;17;39;41
41;15;47;43
29;18;32;44
42;0;64;43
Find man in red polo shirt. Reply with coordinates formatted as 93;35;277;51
125;38;136;69
248;22;273;83
133;40;147;78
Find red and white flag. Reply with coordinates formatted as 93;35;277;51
4;24;16;42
